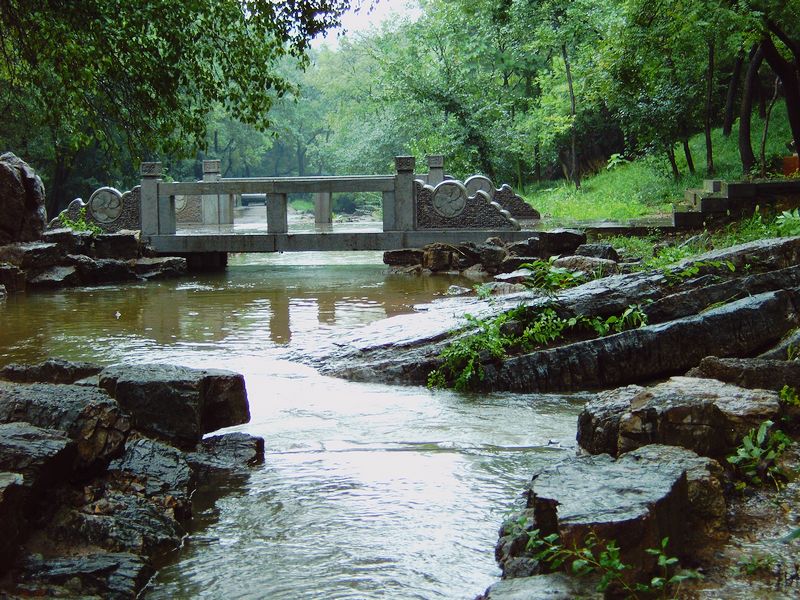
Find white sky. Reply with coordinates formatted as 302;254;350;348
313;0;422;47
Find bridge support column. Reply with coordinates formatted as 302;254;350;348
267;193;288;233
202;160;233;225
314;192;332;224
427;155;444;186
140;162;175;236
393;156;416;231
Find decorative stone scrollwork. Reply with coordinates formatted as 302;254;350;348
395;156;416;172
88;187;124;224
465;175;495;200
431;181;468;218
140;162;162;177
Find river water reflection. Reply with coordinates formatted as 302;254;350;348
0;251;585;599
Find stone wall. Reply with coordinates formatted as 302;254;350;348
48;186;141;233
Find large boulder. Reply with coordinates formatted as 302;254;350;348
578;377;779;458
551;255;619;277
185;432;265;484
0;242;62;271
98;364;249;450
26;265;80;289
383;248;424;267
575;243;619;262
616;377;780;458
133;256;187;280
0;153;47;245
497;452;689;582
480;573;601;600
0;381;130;469
93;233;139;260
0;263;25;293
41;227;94;256
538;228;586;256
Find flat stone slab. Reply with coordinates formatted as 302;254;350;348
0;471;27;572
15;552;154;600
481;573;601;600
687;356;800;392
0;359;103;384
0;422;76;494
186;432;264;484
98;364;249;450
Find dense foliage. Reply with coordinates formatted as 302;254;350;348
1;0;799;215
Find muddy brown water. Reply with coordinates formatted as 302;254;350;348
0;251;586;599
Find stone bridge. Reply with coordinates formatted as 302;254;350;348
51;156;542;255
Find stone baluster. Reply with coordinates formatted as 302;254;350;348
391;156;416;231
139;162;175;236
426;155;445;186
314;192;332;225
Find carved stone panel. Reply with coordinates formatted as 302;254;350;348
88;187;124;224
431;181;467;218
465;175;495;200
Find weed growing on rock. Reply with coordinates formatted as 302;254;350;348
776;209;800;236
525;530;701;598
737;552;776;576
428;304;649;391
779;385;800;407
519;256;587;293
727;420;793;490
59;207;102;235
660;259;735;286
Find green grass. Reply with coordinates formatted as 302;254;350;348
523;101;794;222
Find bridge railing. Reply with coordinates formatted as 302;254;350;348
139;156;419;237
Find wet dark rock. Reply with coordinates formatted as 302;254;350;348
108;436;193;520
575;243;619;262
0;381;130;469
686;356;800;392
0;422;76;495
538;228;586;255
759;327;800;360
67;255;138;285
186;432;264;483
27;266;79;289
15;552;153;600
521;452;688;577
0;472;27;573
506;236;541;257
133;256;187;280
383;248;424;267
0;358;103;384
49;490;185;557
93;233;139;260
98;364;249;450
494;268;533;284
0;262;26;293
42;228;94;256
0;152;47;245
422;244;454;271
480;573;601;600
622;445;727;551
491;291;797;393
0;242;63;271
551;255;619;277
576;385;644;455
478;243;508;272
0;284;5;300
497;256;538;273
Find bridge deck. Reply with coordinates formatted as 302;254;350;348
149;229;539;253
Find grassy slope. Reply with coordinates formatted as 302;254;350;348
523;102;794;222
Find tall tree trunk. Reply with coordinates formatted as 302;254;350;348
761;77;780;177
757;77;767;119
297;143;306;177
723;51;745;137
761;35;800;155
683;139;696;175
739;44;764;175
666;145;680;180
705;40;715;175
562;43;580;189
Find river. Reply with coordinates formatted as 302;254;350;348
0;250;585;599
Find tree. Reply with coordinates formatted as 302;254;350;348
0;0;351;213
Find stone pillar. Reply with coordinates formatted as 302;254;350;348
267;193;288;233
201;160;231;225
427;155;445;186
393;156;416;231
382;191;396;231
314;192;332;224
140;162;162;237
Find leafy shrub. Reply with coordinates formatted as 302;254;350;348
776;209;800;236
58;207;102;235
727;420;792;489
520;256;587;293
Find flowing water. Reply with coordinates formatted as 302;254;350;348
0;251;586;599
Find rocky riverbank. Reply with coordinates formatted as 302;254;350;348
0;152;186;298
0;359;263;599
313;234;800;599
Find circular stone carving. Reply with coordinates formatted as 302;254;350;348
431;181;468;218
88;187;124;224
174;195;188;213
465;175;495;200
